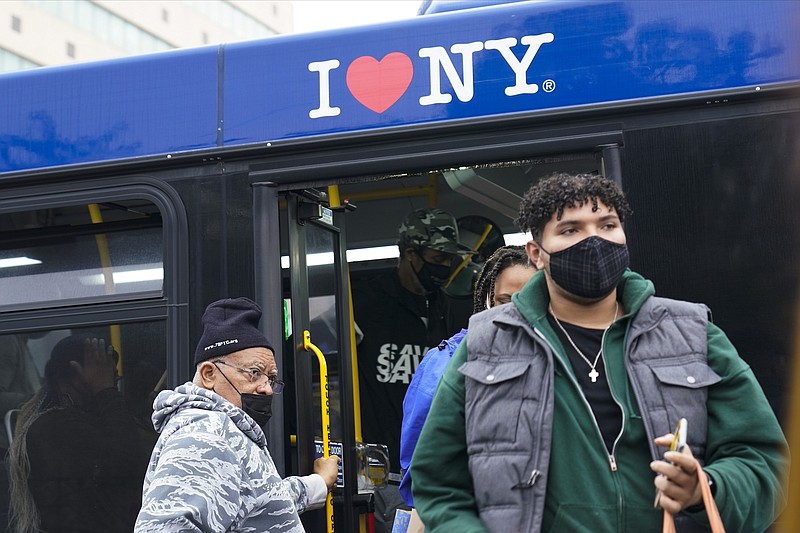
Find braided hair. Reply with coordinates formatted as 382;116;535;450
9;333;102;533
472;245;534;314
516;173;632;241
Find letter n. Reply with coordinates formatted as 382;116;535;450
418;41;484;105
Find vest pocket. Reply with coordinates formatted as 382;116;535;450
459;359;531;385
650;361;721;389
459;360;534;445
647;360;720;459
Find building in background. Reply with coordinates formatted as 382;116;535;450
0;0;292;72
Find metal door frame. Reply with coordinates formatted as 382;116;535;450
256;185;357;531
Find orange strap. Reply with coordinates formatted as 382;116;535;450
663;460;725;533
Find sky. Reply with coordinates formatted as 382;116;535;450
290;1;422;34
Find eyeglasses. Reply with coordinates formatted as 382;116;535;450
213;360;285;394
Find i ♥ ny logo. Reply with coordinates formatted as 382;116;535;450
346;53;414;114
308;33;556;119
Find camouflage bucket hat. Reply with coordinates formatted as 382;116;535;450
398;208;475;257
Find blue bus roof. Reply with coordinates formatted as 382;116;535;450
1;0;798;174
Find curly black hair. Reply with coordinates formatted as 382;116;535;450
472;245;535;314
515;173;632;240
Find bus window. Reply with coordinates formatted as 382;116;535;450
0;199;163;308
0;321;166;532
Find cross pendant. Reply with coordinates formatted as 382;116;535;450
589;368;599;382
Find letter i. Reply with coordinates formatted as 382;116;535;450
308;59;341;118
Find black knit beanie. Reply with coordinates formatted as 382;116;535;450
194;297;274;366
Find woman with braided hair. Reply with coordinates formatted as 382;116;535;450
398;245;537;506
9;334;147;533
471;245;536;314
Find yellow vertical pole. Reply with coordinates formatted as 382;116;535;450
426;174;438;207
443;223;492;289
327;185;367;532
87;204;123;376
347;283;363;442
327;185;342;208
780;293;800;530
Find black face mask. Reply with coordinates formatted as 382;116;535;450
540;236;629;299
214;363;273;428
414;258;452;293
240;393;273;428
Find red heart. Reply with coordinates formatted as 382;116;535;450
346;53;413;114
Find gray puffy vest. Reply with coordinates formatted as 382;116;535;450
459;296;720;533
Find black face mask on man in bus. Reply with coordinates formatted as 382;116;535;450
413;257;452;293
214;363;273;428
538;236;629;299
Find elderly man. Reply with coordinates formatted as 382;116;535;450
136;297;339;533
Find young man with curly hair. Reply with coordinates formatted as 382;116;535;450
411;173;788;533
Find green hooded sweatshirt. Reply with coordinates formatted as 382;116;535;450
411;270;787;533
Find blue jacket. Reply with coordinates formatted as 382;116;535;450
399;328;468;506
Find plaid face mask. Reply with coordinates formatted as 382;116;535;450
541;236;629;299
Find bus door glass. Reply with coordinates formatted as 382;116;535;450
284;189;359;532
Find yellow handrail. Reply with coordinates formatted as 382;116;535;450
780;293;800;530
304;330;334;533
444;222;493;289
88;204;123;376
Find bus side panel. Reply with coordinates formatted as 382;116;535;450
623;110;800;421
0;48;219;173
168;169;257;370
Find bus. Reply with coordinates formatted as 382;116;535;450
0;1;798;531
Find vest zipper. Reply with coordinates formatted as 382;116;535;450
604;327;627;472
602;322;628;529
523;329;557;533
512;469;541;489
623;325;663;463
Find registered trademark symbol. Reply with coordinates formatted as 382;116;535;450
542;79;556;92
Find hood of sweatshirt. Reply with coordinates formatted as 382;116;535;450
151;381;267;447
511;269;656;327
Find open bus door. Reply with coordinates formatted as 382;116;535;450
281;188;364;532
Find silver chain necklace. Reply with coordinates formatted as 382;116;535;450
549;302;619;383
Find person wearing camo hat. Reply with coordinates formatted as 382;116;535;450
350;207;473;533
396;208;475;294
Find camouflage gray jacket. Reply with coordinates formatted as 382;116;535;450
135;382;326;532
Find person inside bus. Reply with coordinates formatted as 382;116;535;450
410;173;788;532
8;333;148;533
0;334;41;449
399;245;537;507
351;207;474;531
135;297;340;532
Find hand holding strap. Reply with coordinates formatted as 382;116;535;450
663;459;724;533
